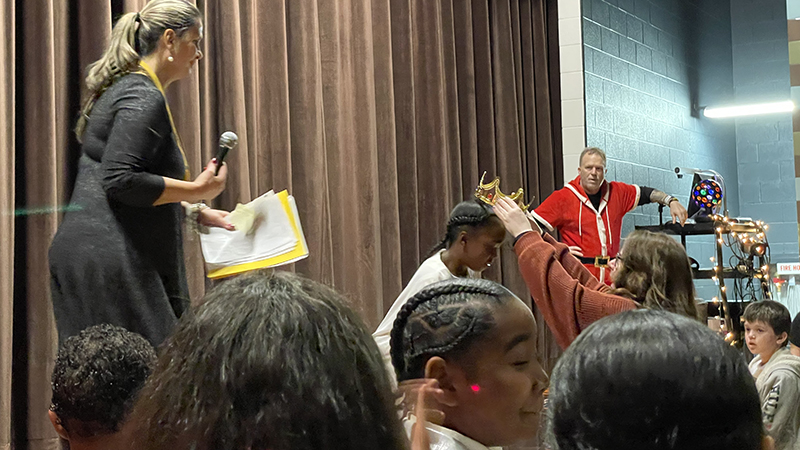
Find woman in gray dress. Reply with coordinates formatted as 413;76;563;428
49;0;232;346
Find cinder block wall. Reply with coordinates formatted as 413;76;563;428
582;0;740;299
731;0;799;263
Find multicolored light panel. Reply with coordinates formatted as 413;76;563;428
692;179;723;209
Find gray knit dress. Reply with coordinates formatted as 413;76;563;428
49;73;189;347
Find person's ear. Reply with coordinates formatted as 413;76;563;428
163;28;177;50
456;230;468;247
48;410;70;441
424;357;459;407
777;331;789;347
762;434;775;450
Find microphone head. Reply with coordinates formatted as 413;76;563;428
220;131;239;149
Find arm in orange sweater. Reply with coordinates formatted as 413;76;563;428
540;232;608;291
514;231;636;349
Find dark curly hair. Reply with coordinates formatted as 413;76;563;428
390;278;514;382
549;309;763;450
127;271;408;450
50;324;156;437
428;199;498;256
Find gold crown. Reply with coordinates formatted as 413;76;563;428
474;172;531;211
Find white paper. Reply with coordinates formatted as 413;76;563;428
263;196;309;268
200;191;298;267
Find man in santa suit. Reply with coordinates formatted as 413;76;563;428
531;147;688;284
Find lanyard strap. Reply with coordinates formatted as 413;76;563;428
136;61;191;181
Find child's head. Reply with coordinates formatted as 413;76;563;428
743;300;791;358
128;271;407;450
432;199;506;272
549;309;766;450
390;278;548;447
611;230;699;320
50;324;155;444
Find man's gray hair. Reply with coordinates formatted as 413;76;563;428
579;147;607;167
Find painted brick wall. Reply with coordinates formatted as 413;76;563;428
582;0;739;299
731;0;799;264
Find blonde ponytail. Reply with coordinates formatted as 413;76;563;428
76;12;140;141
75;0;202;141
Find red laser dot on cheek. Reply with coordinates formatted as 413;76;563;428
471;385;481;393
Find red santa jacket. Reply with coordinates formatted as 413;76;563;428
532;176;640;282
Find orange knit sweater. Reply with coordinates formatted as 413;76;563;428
514;231;637;349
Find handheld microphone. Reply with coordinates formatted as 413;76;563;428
215;131;238;175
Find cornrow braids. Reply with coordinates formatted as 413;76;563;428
428;199;496;256
390;278;512;382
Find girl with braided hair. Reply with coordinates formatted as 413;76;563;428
373;200;506;382
390;278;548;449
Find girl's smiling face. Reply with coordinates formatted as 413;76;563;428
436;296;549;447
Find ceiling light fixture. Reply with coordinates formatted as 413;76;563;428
702;100;794;118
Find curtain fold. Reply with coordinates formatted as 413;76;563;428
19;1;68;448
0;1;14;448
2;1;562;448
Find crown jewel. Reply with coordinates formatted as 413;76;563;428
474;172;531;211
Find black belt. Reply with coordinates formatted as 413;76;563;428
577;255;611;268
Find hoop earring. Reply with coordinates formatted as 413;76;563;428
167;55;174;62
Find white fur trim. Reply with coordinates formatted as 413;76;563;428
530;211;555;232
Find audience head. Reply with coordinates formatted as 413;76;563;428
578;147;607;194
610;230;700;320
431;199;506;273
390;278;548;447
744;300;791;359
49;324;156;449
77;0;203;138
791;312;800;357
128;271;407;450
549;309;769;450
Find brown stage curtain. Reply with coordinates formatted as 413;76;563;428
1;1;562;449
0;1;13;449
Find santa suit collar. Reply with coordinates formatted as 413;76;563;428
564;176;613;272
564;176;609;214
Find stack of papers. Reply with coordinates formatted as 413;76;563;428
200;190;309;278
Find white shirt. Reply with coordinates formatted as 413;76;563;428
404;418;500;450
373;250;478;383
749;353;767;378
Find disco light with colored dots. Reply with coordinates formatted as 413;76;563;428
692;179;723;210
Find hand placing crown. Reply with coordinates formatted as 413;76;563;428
474;172;531;211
